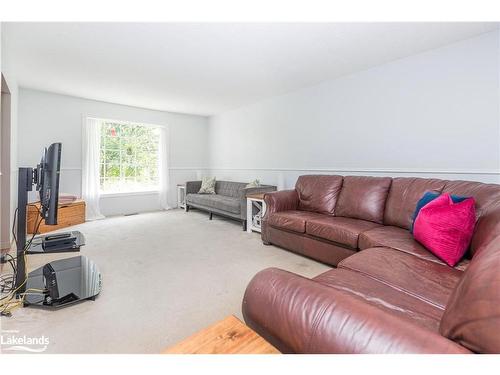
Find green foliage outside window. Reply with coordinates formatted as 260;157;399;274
100;121;160;193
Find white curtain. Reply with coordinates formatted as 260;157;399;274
158;126;171;210
82;117;105;220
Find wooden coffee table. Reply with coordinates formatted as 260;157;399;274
162;315;280;354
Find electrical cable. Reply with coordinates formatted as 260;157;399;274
0;288;46;316
0;208;45;312
0;256;17;296
1;172;53;315
0;256;17;295
1;192;52;311
0;274;15;294
11;207;18;244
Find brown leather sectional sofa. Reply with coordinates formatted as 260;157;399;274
242;175;500;353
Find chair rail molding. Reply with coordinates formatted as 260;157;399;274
207;167;500;175
57;166;500;175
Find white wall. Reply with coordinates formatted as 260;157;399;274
1;78;12;249
12;30;500;223
18;89;209;216
1;23;19;247
208;31;500;188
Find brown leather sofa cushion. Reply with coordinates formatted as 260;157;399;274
443;180;500;217
338;247;463;309
443;180;500;257
295;175;344;215
335;176;392;224
306;216;381;249
267;210;325;233
266;225;356;265
383;177;446;229
243;268;471;353
439;236;500;353
358;225;470;271
314;268;443;332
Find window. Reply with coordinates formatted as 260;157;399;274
99;120;160;194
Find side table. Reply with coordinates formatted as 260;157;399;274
177;184;186;210
246;193;267;233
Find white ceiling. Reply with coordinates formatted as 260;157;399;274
2;22;498;116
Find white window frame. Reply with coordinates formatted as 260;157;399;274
96;117;163;196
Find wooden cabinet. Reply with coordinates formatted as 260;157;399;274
27;200;86;234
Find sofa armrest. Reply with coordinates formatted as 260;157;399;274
242;268;471;354
185;180;202;194
263;190;299;216
471;206;500;256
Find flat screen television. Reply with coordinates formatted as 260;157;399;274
36;143;62;225
15;142;62;293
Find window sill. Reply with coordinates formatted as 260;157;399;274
100;190;160;198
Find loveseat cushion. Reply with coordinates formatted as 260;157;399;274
215;180;247;198
439;236;500;353
335;176;392;224
306;216;381;249
295;175;343;215
186;193;240;214
358;225;470;271
267;210;326;233
383;177;446;229
338;247;463;309
313;268;443;332
198;176;216;194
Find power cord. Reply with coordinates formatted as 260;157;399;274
1;204;46;317
0;253;17;296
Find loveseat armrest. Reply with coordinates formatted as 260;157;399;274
242;268;471;354
185;180;202;194
263;190;299;216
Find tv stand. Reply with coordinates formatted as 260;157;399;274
23;256;102;308
15;167;102;308
26;230;85;254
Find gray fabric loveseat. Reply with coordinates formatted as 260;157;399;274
185;180;277;230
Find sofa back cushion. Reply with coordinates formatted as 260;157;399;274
384;177;446;229
439;235;500;353
443;180;500;257
335;176;392;224
295;175;343;215
215;181;247;198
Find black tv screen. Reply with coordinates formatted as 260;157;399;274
39;143;62;225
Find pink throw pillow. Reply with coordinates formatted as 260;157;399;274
413;193;476;267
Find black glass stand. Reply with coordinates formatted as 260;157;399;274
26;231;86;254
23;255;102;308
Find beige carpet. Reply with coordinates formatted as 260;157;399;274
1;209;329;354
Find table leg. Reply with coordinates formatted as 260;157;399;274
246;199;252;233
